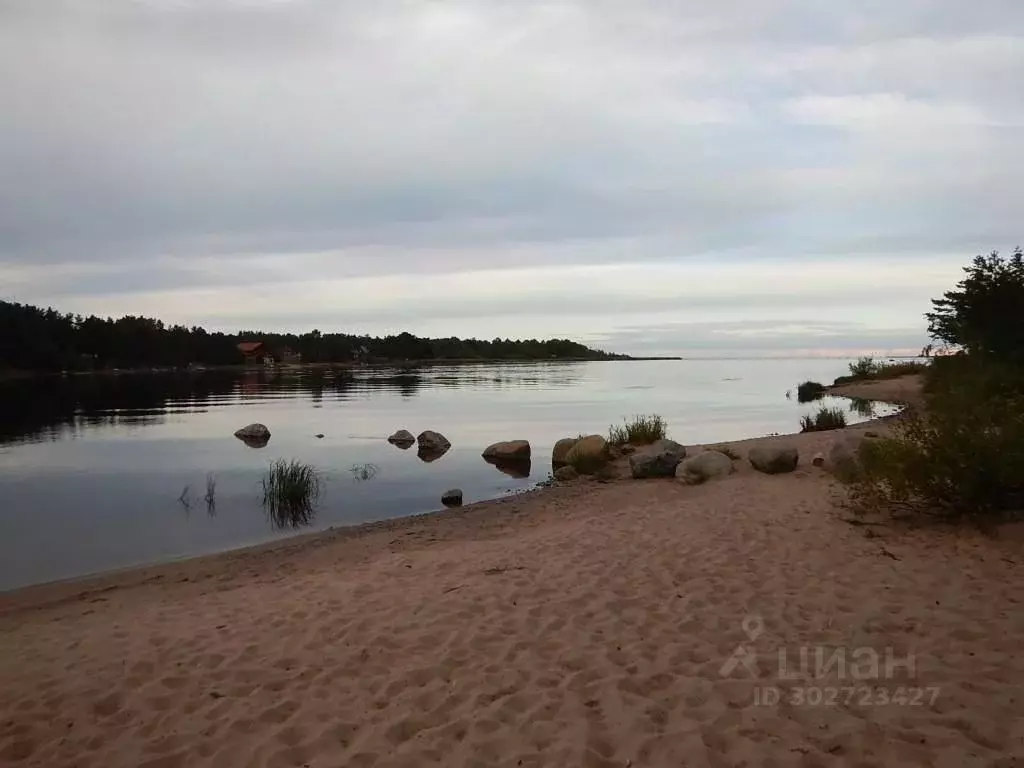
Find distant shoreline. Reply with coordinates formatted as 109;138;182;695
0;356;685;381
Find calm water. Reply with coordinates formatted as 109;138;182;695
0;359;894;590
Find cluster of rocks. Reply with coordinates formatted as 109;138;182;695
237;417;881;509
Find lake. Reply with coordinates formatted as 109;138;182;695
0;359;896;590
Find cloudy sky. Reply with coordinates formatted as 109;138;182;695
1;1;1021;356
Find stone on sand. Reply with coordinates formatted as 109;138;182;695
749;445;799;474
676;450;734;485
629;439;687;479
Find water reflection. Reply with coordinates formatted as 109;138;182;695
235;433;270;449
0;362;586;447
349;463;380;482
484;456;532;478
417;445;450;463
847;397;877;419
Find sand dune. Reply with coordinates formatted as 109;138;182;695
2;406;1023;766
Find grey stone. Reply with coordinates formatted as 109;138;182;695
676;450;734;485
441;488;463;506
416;430;451;453
387;429;416;447
482;440;531;461
749;446;799;474
629;439;687;478
234;423;270;440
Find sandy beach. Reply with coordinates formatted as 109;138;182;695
2;376;1022;767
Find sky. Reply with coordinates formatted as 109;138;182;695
1;1;1022;357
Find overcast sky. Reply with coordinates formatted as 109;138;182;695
2;1;1022;356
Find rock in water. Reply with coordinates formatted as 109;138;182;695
482;440;531;461
234;423;270;440
812;452;826;467
676;450;734;485
441;488;463;506
234;423;271;448
388;429;416;447
416;430;451;453
553;465;579;482
551;437;580;466
749;446;799;474
629;439;687;478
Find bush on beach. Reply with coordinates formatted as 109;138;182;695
608;414;667;446
800;406;847;432
846;357;1024;522
832;357;929;386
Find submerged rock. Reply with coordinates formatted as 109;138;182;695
234;423;271;448
416;430;451;453
629;439;686;478
234;423;270;439
387;429;416;448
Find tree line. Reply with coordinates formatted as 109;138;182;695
0;300;628;373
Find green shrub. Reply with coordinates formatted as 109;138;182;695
847;360;1024;522
608;414;667;446
796;380;826;403
262;459;322;528
833;358;929;386
800;406;848;432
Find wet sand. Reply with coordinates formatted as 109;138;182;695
2;374;1022;767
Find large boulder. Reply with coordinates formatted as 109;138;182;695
388;429;416;448
829;434;866;474
749;445;799;474
417;430;451;453
482;440;531;461
552;437;581;466
629;439;687;478
676;450;734;485
564;435;608;473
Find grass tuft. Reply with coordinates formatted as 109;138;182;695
800;406;848;432
262;459;322;529
608;414;667;446
717;446;741;461
204;473;217;515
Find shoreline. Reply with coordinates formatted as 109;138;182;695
4;372;1022;767
0;357;685;382
0;375;920;611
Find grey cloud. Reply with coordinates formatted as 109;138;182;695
0;0;1021;349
